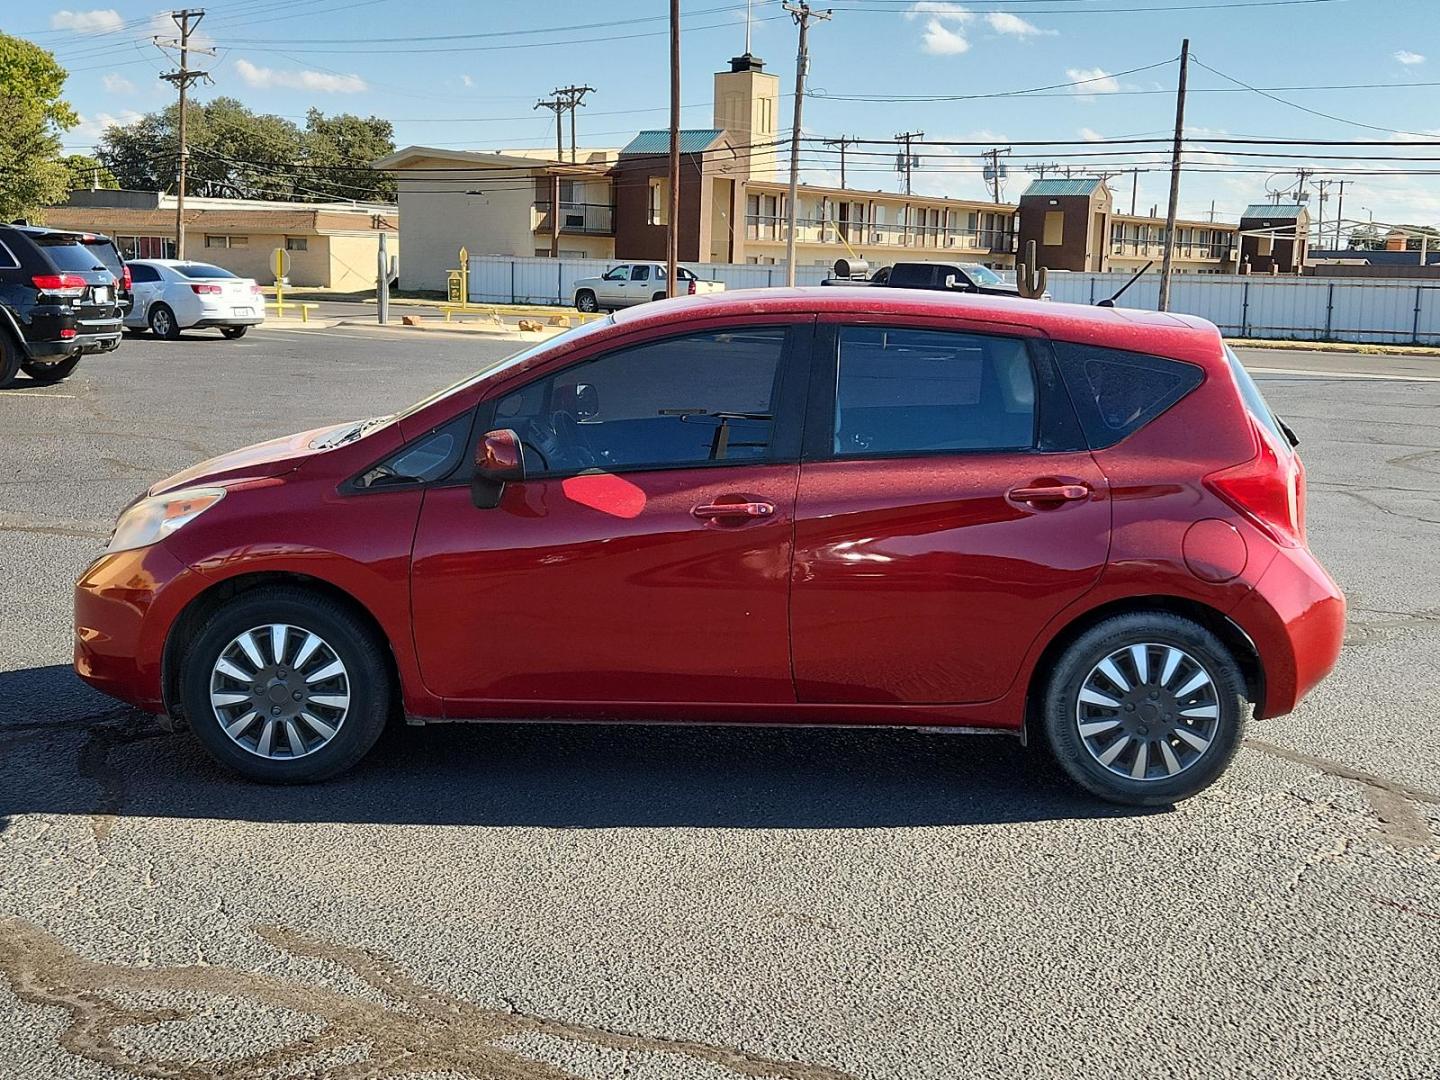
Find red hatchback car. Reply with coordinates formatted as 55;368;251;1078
75;289;1344;804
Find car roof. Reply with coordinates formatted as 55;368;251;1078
6;224;114;243
608;286;1225;364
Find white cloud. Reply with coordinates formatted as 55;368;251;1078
906;1;972;20
50;8;124;32
460;74;475;88
234;58;366;94
1395;50;1425;65
1066;67;1121;99
921;19;970;54
985;12;1054;36
1078;127;1105;142
101;72;136;95
73;109;144;140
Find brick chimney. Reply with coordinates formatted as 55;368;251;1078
1385;230;1408;251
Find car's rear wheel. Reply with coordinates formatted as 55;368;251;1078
1040;612;1247;806
575;289;598;313
149;303;181;340
178;586;393;783
220;325;249;339
651;291;667;303
0;333;21;389
20;356;82;383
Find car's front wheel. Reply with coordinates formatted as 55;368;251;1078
1040;612;1247;806
149;303;181;340
575;289;598;313
178;586;393;782
20;356;82;383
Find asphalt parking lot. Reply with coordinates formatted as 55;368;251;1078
1;321;1438;1079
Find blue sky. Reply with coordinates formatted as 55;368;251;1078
10;0;1440;229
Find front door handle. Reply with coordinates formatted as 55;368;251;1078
692;501;775;520
1008;483;1090;504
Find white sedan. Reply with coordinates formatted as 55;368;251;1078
124;259;266;340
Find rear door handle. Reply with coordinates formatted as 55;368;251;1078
1008;484;1090;503
693;501;775;520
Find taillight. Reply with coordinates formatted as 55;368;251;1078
191;283;223;295
120;265;132;291
688;279;697;295
59;328;77;339
1204;422;1305;546
32;273;88;297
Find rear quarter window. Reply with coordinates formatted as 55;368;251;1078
1224;345;1290;448
1051;341;1204;449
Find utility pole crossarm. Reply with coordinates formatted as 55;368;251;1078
782;1;831;288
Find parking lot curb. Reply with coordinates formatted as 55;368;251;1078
334;318;563;341
1226;337;1440;358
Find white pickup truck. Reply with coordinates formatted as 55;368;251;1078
572;262;725;312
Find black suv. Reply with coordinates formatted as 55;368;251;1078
0;224;124;387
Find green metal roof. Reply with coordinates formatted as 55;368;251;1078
1022;179;1103;197
1242;203;1306;220
620;129;726;156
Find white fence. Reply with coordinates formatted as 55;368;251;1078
467;256;1440;346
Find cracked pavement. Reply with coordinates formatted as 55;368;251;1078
1;328;1438;1079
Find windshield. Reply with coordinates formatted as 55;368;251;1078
389;315;617;426
175;263;238;279
963;264;1004;286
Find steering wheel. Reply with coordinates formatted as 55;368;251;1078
550;409;597;469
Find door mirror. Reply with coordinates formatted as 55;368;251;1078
943;273;960;290
471;428;525;508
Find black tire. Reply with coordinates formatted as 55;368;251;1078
651;291;667;303
575;289;598;313
220;325;249;339
1040;612;1247;806
178;586;394;783
149;303;181;340
0;332;20;389
21;355;82;383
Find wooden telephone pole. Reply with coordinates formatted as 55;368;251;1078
824;135;857;189
1157;38;1189;313
783;2;830;287
553;84;596;163
666;0;681;295
157;9;212;260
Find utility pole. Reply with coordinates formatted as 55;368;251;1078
983;147;1012;203
1334;179;1347;247
1294;167;1312;204
1029;162;1062;180
553;84;595;163
824;135;856;188
1131;169;1139;215
667;0;681;294
157;9;212;260
1316;178;1328;249
783;2;831;287
893;130;922;196
535;96;566;162
1157;37;1189;313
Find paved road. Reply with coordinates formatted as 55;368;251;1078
1;325;1437;1080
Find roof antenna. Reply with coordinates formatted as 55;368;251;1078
745;0;752;54
1097;260;1154;307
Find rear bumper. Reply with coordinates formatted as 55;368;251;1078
74;543;201;712
190;316;265;329
1231;544;1346;718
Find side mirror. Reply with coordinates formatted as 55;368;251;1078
943;273;960;290
471;428;525;508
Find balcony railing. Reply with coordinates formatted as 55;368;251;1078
745;215;1013;253
533;201;614;236
1110;238;1234;260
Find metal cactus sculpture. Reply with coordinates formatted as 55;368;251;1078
1017;239;1048;299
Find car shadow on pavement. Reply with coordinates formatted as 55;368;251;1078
0;665;1159;830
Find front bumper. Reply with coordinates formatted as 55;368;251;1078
1231;543;1346;718
74;543;202;712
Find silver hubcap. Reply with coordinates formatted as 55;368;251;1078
208;624;349;759
153;310;170;334
1075;643;1220;782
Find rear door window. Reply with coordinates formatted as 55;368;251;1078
832;326;1036;456
35;238;107;273
1051;341;1204;449
129;263;161;283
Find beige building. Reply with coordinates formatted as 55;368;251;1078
376;147;616;291
44;190;397;290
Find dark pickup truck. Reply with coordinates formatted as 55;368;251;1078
823;260;1048;300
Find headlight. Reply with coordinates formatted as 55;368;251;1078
107;487;226;554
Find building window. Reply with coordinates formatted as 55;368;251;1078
1043;212;1064;247
285;236;309;251
648;177;669;226
205;235;250;249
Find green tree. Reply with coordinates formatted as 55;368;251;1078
98;98;305;199
301;109;396;202
62;153;119;190
0;33;77;219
